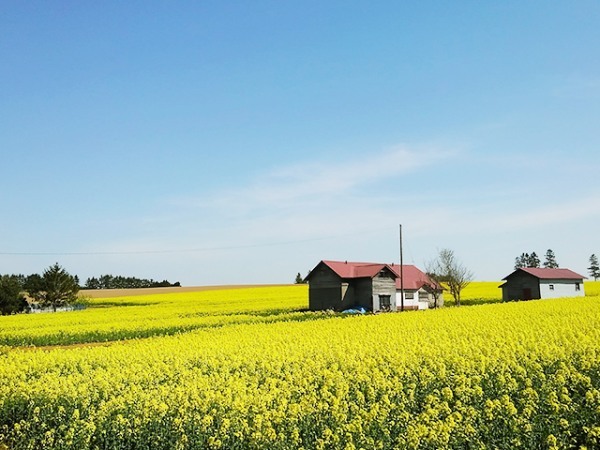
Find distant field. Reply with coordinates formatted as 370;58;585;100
79;283;293;298
443;281;502;306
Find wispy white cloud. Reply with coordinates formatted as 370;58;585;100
174;144;457;213
80;147;600;284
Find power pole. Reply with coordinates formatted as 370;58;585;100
399;224;404;312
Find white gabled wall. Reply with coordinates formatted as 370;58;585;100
539;281;585;298
395;289;429;310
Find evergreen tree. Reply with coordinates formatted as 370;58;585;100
514;256;523;270
294;272;304;284
515;252;540;269
85;277;100;289
589;254;600;281
543;249;559;268
28;263;79;312
528;252;541;268
23;273;44;293
515;253;529;269
0;275;28;315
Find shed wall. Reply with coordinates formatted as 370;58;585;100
539;280;585;298
396;287;444;310
502;272;540;301
308;265;342;311
354;278;374;311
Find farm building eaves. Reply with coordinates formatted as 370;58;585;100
307;260;440;290
388;264;442;291
503;267;586;281
318;260;394;279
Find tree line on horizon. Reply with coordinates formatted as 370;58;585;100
0;263;80;315
83;275;180;290
0;263;181;316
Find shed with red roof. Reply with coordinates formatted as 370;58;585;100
500;267;586;301
305;260;398;312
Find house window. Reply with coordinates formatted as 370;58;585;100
549;284;554;290
575;283;581;291
378;270;388;278
405;292;414;299
379;295;391;311
419;291;429;300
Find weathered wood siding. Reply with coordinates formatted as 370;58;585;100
372;270;397;311
502;272;540;301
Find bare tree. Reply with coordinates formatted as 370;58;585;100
421;265;443;309
427;249;473;307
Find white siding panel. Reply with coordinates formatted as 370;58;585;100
539;281;585;298
395;290;420;310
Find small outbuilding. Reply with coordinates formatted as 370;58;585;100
500;267;586;301
305;260;398;312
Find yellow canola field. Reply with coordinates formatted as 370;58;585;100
585;280;600;297
443;281;502;306
1;281;597;348
0;285;309;346
2;285;600;449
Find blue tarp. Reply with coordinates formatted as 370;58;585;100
341;307;367;315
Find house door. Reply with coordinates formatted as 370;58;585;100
523;288;532;300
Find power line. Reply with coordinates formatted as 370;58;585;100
0;237;332;256
0;225;398;257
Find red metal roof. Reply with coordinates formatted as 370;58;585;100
316;260;440;290
506;267;586;280
320;260;391;279
388;264;442;290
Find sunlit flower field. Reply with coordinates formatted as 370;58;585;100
1;281;599;449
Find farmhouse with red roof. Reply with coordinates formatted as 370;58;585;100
500;267;586;301
305;260;442;312
389;264;444;310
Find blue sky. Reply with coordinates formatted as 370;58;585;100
2;1;600;285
